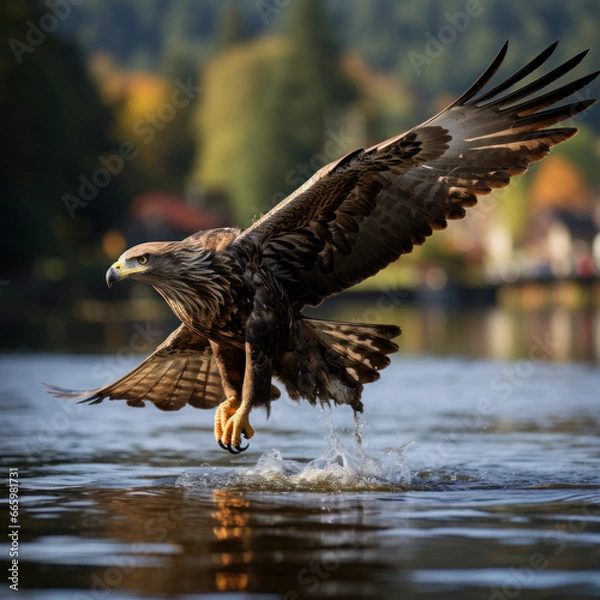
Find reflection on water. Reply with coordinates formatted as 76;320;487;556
211;490;251;592
323;303;600;363
7;478;600;599
2;304;599;363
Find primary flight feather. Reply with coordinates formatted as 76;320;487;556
47;42;598;453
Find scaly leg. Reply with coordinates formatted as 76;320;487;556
211;279;276;454
213;338;272;453
210;342;250;453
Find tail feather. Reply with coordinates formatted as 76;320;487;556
306;318;401;384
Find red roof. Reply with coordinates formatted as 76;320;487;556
131;192;221;233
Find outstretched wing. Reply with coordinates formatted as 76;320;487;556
236;42;598;308
45;325;225;410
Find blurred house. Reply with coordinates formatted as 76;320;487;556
521;155;599;279
485;155;599;283
123;190;229;245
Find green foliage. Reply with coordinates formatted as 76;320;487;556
63;1;600;132
193;0;358;224
239;0;358;223
4;0;600;292
156;53;201;194
495;176;531;243
62;0;600;227
190;37;284;224
215;5;251;52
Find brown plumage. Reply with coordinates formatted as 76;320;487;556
47;43;597;453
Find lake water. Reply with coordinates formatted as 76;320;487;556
1;320;600;599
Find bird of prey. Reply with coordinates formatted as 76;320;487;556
47;43;597;453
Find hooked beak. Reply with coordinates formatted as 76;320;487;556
105;262;121;288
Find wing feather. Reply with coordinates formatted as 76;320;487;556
235;42;597;307
45;325;226;411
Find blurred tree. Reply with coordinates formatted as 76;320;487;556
494;176;531;245
243;0;358;222
0;0;128;280
59;0;600;136
3;2;596;273
157;52;201;194
215;4;250;52
161;0;215;60
191;37;284;224
114;69;172;185
88;49;201;197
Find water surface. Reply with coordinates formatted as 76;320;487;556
1;352;599;599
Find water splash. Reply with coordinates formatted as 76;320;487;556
177;415;412;492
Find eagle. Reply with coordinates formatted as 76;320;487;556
47;43;597;453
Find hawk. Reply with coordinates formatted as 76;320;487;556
47;43;597;453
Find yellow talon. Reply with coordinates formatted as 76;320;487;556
224;408;254;448
214;396;254;452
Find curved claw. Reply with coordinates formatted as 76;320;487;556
214;398;254;453
226;444;238;454
219;441;249;454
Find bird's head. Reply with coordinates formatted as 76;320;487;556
105;234;235;325
105;242;178;288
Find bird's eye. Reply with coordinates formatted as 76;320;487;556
137;255;149;265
